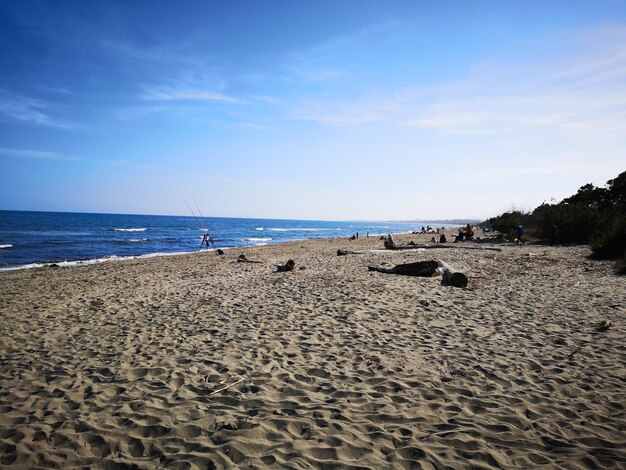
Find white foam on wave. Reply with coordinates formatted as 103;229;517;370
268;227;321;232
128;238;148;242
243;237;272;242
113;228;147;232
0;244;12;249
255;227;264;231
0;247;229;272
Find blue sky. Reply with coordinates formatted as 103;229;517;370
1;0;625;220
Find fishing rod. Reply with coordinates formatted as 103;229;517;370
193;199;217;250
185;199;208;249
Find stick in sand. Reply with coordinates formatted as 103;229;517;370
209;377;245;396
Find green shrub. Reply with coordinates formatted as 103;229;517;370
591;216;626;259
532;203;599;244
486;211;532;239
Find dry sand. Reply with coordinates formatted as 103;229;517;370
1;233;625;469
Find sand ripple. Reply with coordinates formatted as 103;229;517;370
1;235;625;468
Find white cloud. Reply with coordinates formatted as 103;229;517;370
0;90;76;129
0;147;79;161
235;122;277;130
288;26;626;140
107;159;151;170
143;88;244;104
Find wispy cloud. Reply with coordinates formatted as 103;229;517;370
290;98;387;126
289;26;626;138
252;95;277;104
234;122;277;130
0;147;80;161
143;88;244;104
283;21;401;84
107;159;151;170
290;68;345;83
0;90;76;129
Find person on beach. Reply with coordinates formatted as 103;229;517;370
516;225;524;244
551;224;559;245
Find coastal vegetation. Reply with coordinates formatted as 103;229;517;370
486;170;626;273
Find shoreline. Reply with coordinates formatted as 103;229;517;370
1;232;624;468
0;230;418;272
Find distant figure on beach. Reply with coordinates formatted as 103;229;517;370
356;232;359;240
439;234;447;243
465;224;474;239
551;224;559;245
516;225;524;244
366;231;369;238
201;234;209;248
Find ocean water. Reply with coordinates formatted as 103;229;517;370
0;210;447;270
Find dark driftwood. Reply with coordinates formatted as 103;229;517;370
384;234;398;249
368;260;439;277
277;259;296;272
238;254;262;263
438;260;469;287
337;249;365;256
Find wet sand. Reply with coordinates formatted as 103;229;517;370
1;233;625;469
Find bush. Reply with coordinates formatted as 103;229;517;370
591;216;626;259
486;211;531;239
532;203;600;244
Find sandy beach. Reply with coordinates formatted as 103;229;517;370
1;232;625;469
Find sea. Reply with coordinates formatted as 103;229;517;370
0;210;453;270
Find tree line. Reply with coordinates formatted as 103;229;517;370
485;170;626;273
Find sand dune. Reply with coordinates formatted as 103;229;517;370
1;233;625;469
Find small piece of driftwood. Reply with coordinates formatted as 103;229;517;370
437;260;469;288
337;249;365;256
368;260;439;277
277;259;296;272
238;254;262;263
209;377;245;396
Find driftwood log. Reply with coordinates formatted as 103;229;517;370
368;260;439;277
337;249;365;256
277;259;296;272
238;254;262;263
384;234;398;249
437;260;469;287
